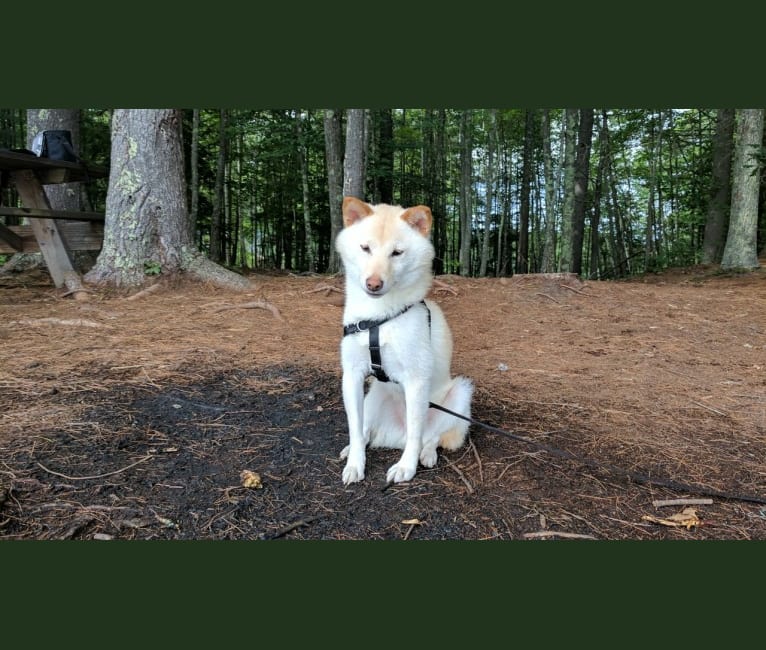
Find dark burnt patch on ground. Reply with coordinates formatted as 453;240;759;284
3;363;765;540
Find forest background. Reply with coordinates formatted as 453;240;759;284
2;108;763;283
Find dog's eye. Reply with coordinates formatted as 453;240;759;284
360;244;371;253
391;249;403;257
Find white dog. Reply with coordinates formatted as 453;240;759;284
336;196;473;485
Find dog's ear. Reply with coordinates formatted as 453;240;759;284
401;205;432;237
342;196;374;227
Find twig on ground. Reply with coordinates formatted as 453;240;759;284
214;300;284;321
61;288;94;299
446;462;474;494
690;401;728;417
523;530;597;540
36;454;154;481
303;284;343;295
559;284;594;296
262;515;320;540
469;437;483;484
653;498;714;508
535;292;560;303
124;283;162;301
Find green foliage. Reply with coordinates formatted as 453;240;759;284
144;260;162;276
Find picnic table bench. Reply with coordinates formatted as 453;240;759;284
0;150;108;290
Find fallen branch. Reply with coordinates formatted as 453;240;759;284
214;300;284;322
523;531;597;540
535;292;560;303
36;454;154;481
8;317;104;328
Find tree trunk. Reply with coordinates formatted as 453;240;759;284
701;108;735;264
374;109;394;204
210;109;228;263
296;110;315;272
540;109;557;272
459;110;473;276
324;109;344;273
479;109;496;276
84;109;250;291
423;109;446;274
343;109;367;199
517;109;534;274
644;111;662;268
558;109;578;272
589;117;607;278
571;108;594;275
721;109;764;270
190;109;200;247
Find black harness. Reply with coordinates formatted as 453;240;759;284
343;300;431;383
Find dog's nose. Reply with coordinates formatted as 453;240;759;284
366;276;384;293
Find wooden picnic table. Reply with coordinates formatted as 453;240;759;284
0;150;108;290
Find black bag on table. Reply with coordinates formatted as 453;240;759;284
31;130;79;162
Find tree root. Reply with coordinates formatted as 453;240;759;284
213;300;284;321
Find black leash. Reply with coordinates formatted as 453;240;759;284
427;401;766;505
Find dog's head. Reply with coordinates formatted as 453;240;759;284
336;197;434;298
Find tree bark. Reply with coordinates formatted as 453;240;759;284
190;109;200;247
84;109;250;291
210;109;228;263
374;109;394;204
701;108;735;264
324;109;344;273
540;109;557;272
343;109;367;200
459;110;473;276
517;109;534;274
721;109;764;270
571;108;594;275
558;109;578;272
589;116;607;278
479;109;496;276
295;110;315;272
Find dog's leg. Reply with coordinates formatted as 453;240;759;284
386;379;429;484
341;369;367;484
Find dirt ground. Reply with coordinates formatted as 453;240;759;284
1;263;765;540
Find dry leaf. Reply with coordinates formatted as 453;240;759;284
642;507;700;530
240;470;263;489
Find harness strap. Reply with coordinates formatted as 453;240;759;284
343;303;415;336
343;300;431;383
368;325;388;382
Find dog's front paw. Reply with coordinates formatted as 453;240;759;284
419;447;438;468
342;462;365;485
386;462;417;484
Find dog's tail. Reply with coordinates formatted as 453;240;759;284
432;375;473;450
